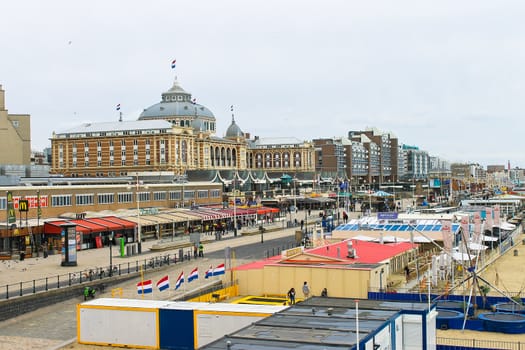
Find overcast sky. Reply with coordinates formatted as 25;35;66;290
2;0;524;167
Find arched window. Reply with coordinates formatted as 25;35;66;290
221;147;226;166
294;152;301;167
226;148;232;167
210;146;215;166
273;153;281;168
215;146;220;166
181;140;187;163
265;153;272;168
232;149;237;167
283;152;290;168
256;153;263;168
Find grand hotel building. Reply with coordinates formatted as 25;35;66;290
50;77;316;189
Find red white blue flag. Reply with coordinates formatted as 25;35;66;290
213;263;225;276
188;267;199;282
205;265;213;279
137;280;153;294
171;59;176;69
175;271;184;290
156;275;169;292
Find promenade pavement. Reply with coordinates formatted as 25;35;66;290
0;206;416;350
0;218;305;350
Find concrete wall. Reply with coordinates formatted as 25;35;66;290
0;274;135;322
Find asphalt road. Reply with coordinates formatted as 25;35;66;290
0;229;297;349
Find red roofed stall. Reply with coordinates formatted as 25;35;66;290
44;216;136;251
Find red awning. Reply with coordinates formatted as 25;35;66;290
44;220;92;234
68;219;108;233
44;216;136;235
256;207;280;215
85;217;135;231
98;216;136;230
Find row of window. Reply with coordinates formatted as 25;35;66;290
0;190;221;210
57;129;169;139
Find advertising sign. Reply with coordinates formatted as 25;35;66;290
460;216;469;243
61;224;78;266
13;195;48;209
473;212;481;244
6;191;16;225
378;212;398;220
441;220;452;253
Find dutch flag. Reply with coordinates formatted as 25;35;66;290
116;103;121;111
137;280;153;294
175;271;184;290
205;265;213;279
171;59;176;69
188;267;199;282
156;275;170;292
213;263;225;276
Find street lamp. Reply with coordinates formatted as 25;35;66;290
287;180;298;224
233;177;240;237
131;173;148;254
175;173;188;208
367;182;372;215
109;231;114;276
379;268;384;292
136;176;142;254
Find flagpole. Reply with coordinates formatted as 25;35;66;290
355;300;360;349
140;265;144;299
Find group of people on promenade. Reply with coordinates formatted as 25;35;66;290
287;282;328;305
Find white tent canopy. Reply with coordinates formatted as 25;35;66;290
451;251;473;261
380;235;410;243
481;235;498;242
352;235;376;241
468;242;488;251
413;236;434;243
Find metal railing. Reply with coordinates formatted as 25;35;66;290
265;242;301;259
0;252;196;300
437;336;525;350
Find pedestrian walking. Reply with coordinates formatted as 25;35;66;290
198;243;204;257
287;287;296;305
302;281;310;299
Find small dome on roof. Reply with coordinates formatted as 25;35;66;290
225;116;243;138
